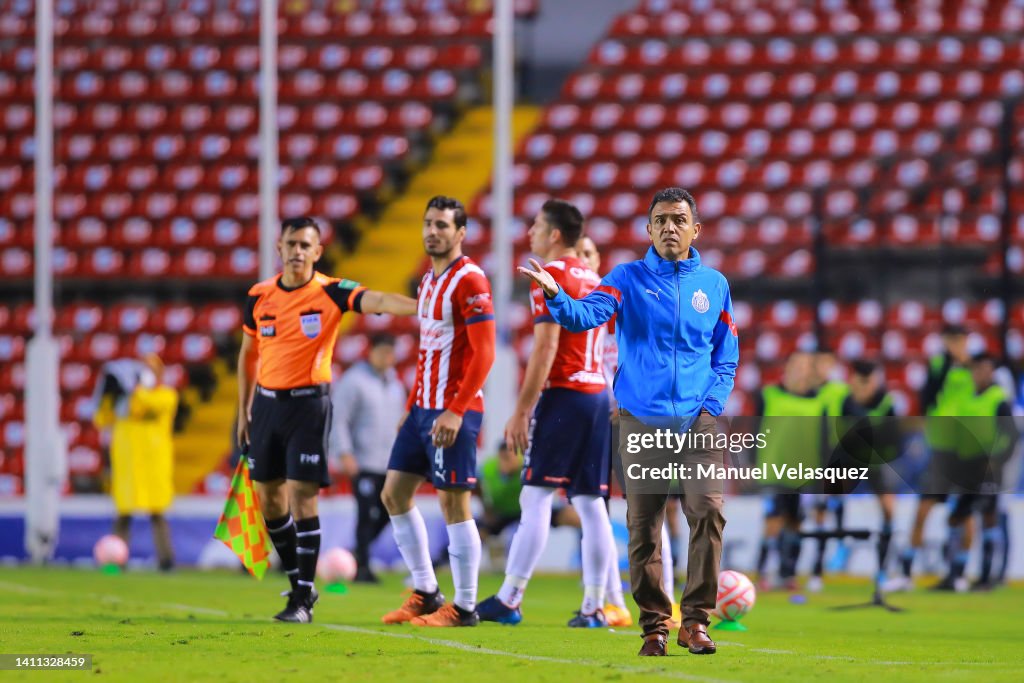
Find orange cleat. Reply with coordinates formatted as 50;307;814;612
604;604;634;627
410;602;480;627
381;589;446;624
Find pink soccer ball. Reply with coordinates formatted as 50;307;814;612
317;547;357;584
713;570;756;622
93;534;129;567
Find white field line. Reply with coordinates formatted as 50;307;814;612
0;580;735;683
0;580;1004;671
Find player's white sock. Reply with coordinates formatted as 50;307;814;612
499;486;555;608
446;519;482;612
604;521;627;609
391;508;438;594
573;494;611;614
662;520;675;600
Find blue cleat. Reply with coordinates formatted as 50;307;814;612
477;595;523;625
567;608;607;628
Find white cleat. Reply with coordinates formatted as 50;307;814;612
880;575;913;593
806;576;824;593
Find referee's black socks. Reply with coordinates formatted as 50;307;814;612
295;516;322;600
266;514;299;592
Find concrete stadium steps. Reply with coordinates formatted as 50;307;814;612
335;105;542;310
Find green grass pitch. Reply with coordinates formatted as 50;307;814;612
1;567;1022;682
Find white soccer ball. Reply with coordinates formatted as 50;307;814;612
713;570;756;622
317;547;357;584
93;534;129;567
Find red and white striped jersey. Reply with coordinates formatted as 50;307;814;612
530;255;607;394
411;255;494;412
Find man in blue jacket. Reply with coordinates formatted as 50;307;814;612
520;187;739;657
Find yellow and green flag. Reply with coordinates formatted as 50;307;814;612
213;455;273;579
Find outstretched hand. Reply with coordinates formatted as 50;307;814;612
517;259;559;298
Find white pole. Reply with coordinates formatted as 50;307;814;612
25;0;66;563
483;0;517;447
259;0;279;279
491;0;514;334
33;1;53;317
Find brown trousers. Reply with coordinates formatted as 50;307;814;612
619;410;726;638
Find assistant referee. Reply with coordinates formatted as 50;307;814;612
236;216;417;623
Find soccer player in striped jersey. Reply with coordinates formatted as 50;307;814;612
380;196;496;627
577;235;634;628
477;199;615;627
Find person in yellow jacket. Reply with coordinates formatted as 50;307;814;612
94;354;178;570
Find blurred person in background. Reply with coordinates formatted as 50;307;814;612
931;352;1018;592
753;350;820;592
476;441;525;550
476;441;582;563
845;359;901;589
93;354;178;570
809;350;865;591
329;333;407;584
886;324;973;592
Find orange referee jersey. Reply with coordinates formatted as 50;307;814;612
242;272;366;390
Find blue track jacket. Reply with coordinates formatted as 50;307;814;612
545;246;739;418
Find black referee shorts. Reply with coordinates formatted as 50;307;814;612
248;390;331;487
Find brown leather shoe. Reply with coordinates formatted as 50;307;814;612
677;623;717;655
638;634;667;656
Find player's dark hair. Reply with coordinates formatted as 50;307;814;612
648;187;698;222
941;322;967;336
541;198;584;246
425;195;468;229
369;333;396;348
971;351;994;364
851;359;878;376
281;216;321;236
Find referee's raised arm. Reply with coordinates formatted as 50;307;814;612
357;289;417;316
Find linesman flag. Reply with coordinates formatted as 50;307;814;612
214;452;273;579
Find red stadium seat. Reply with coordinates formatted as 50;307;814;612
152;304;197;335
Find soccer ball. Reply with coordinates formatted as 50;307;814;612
713;570;756;622
317;547;357;584
93;535;129;567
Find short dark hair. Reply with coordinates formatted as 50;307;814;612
369;333;396;349
971;351;994;364
941;322;967;336
281;216;321;236
851;359;878;377
648;187;698;222
541;198;584;246
425;195;468;229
